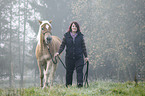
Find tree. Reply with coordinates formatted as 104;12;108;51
71;0;145;81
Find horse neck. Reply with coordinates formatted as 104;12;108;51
39;33;45;49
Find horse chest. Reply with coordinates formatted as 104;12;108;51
36;48;50;60
40;50;51;60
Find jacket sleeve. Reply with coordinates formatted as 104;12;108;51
58;35;66;54
82;36;88;58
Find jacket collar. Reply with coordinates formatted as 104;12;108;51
67;31;82;38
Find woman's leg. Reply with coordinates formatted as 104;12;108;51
75;57;84;87
65;58;75;86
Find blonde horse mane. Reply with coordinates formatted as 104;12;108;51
37;20;52;44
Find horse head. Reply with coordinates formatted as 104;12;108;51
38;20;53;44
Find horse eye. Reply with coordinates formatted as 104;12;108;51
42;28;44;30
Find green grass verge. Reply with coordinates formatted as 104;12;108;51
0;81;144;96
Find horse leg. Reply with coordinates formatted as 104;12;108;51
48;62;58;86
43;60;52;88
38;61;44;87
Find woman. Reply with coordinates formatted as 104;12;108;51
55;21;88;87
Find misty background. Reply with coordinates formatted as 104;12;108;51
0;0;145;88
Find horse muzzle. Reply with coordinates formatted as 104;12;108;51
46;36;52;44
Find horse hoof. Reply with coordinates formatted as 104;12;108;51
42;86;49;89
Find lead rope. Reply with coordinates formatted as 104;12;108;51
84;61;89;87
57;55;89;87
57;55;67;69
47;47;57;64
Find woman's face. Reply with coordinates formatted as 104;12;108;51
71;23;77;32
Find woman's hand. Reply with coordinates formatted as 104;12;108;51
85;57;89;62
54;52;59;57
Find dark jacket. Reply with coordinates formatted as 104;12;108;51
58;31;87;59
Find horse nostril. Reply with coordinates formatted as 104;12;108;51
47;37;51;41
47;37;52;43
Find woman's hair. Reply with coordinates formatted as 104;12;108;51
67;21;81;33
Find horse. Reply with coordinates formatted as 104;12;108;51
35;20;61;88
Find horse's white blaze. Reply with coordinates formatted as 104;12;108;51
46;24;49;29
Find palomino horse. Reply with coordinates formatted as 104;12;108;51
35;20;61;88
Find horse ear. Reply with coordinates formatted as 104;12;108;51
49;20;52;24
38;20;42;25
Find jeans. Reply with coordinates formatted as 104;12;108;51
65;57;84;86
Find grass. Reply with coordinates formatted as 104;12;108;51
0;81;144;96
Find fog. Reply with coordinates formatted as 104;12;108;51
0;0;145;88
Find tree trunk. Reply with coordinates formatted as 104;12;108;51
18;0;22;88
20;0;28;87
9;1;14;88
117;68;120;81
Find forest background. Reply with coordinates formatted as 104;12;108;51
0;0;144;88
